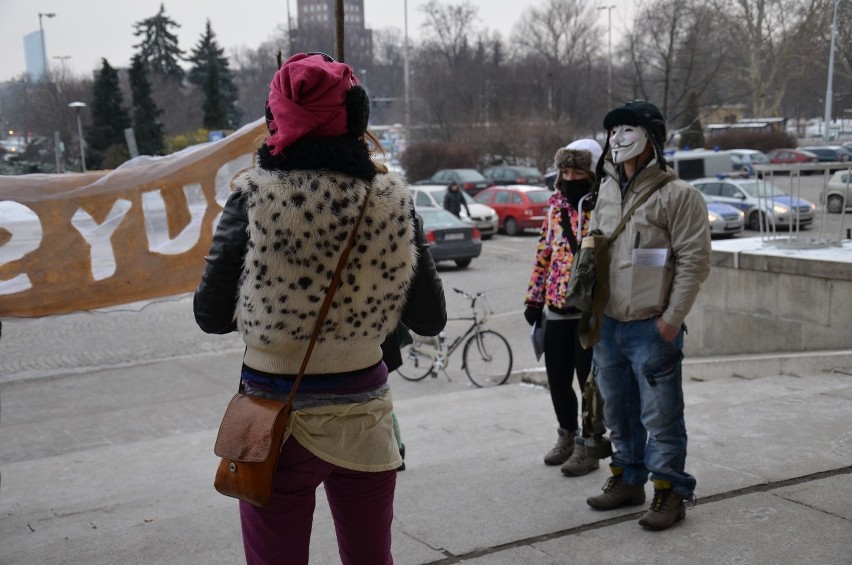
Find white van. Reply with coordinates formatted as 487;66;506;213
665;149;735;180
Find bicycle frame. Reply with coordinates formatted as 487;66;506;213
403;290;488;373
443;289;490;364
443;316;485;366
397;287;512;386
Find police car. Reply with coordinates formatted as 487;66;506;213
691;175;815;231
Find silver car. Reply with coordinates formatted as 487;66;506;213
701;193;744;238
823;169;852;213
408;185;499;239
692;176;815;231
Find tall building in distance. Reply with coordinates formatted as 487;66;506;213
293;0;373;69
23;31;46;80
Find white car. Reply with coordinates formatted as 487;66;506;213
728;149;769;175
408;185;499;239
823;169;852;213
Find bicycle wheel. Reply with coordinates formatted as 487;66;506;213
462;330;513;387
396;335;439;381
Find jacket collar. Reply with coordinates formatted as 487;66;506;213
256;136;378;182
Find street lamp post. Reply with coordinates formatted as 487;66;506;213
38;12;56;79
823;0;840;142
69;101;86;172
598;5;615;103
52;55;71;74
404;0;411;144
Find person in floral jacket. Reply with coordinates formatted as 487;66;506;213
523;138;603;477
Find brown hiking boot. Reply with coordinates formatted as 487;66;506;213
543;428;575;466
586;474;646;510
561;437;599;476
638;481;686;531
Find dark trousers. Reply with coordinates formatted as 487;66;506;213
544;317;593;434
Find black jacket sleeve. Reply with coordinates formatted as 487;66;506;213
400;211;447;336
193;189;249;334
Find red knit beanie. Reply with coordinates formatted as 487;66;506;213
265;53;360;155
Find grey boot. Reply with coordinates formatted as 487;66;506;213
560;436;600;476
544;428;575;466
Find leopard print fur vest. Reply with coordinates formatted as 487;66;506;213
235;167;416;375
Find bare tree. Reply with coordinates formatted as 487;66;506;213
231;39;286;125
420;0;479;73
625;0;726;129
413;1;482;139
512;0;597;69
709;0;824;116
825;0;852;119
510;0;599;122
0;70;92;171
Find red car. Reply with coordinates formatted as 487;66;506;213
473;185;553;235
765;148;819;165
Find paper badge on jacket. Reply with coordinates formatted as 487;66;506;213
632;248;668;266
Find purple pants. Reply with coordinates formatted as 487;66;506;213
239;437;396;565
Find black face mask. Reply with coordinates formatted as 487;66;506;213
558;178;592;209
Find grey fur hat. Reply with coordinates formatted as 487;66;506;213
554;147;592;172
554;147;596;182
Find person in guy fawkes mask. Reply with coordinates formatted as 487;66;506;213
523;139;604;477
585;100;710;531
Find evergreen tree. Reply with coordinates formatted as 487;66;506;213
201;61;228;130
86;58;132;168
133;3;185;80
188;19;242;128
129;55;165;155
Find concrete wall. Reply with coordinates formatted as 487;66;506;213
684;241;852;356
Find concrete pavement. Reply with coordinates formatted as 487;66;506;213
1;347;851;564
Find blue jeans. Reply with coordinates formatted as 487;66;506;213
593;315;695;499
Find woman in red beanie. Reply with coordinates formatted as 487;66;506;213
194;53;445;564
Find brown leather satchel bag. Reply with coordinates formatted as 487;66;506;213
213;394;290;506
213;189;371;507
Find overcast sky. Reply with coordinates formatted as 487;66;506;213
0;0;635;82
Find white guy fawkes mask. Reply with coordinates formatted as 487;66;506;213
609;125;648;164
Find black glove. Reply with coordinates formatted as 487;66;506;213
524;306;543;327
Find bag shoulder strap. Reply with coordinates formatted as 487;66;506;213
608;173;674;244
559;207;579;254
284;189;372;405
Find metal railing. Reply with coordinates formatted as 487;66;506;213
752;162;851;248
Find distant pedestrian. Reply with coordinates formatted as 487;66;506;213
524;138;603;477
584;100;711;531
194;52;444;564
443;181;470;218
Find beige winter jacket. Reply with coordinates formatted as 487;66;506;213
590;158;711;328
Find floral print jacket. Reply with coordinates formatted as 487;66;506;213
524;191;591;311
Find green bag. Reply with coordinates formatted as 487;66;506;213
565;229;609;314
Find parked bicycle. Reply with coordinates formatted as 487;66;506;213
397;288;513;387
